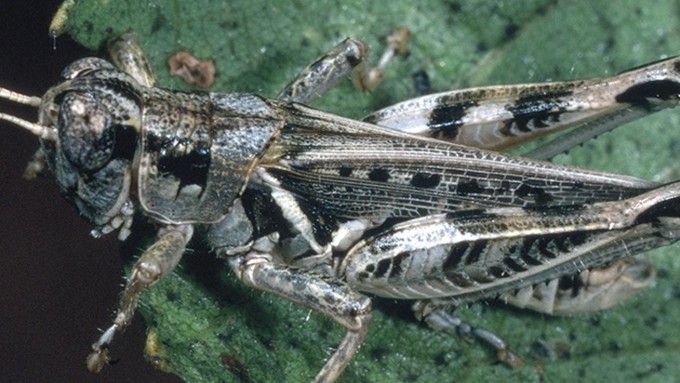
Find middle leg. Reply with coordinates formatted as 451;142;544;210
227;250;373;383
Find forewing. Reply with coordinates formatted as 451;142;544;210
259;102;655;221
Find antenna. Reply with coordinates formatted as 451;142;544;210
0;87;56;141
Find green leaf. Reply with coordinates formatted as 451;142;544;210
64;0;680;382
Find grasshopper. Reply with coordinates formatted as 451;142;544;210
2;26;680;382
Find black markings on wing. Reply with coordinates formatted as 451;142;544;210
339;165;353;177
515;182;554;205
368;168;390;182
263;107;653;221
410;172;441;188
456;179;486;195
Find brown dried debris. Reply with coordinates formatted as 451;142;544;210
168;51;216;89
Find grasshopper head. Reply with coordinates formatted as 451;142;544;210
2;57;143;237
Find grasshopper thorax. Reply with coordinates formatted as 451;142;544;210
2;53;286;236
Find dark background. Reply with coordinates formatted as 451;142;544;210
0;2;183;382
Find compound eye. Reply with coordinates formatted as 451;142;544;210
60;57;115;80
58;92;115;171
